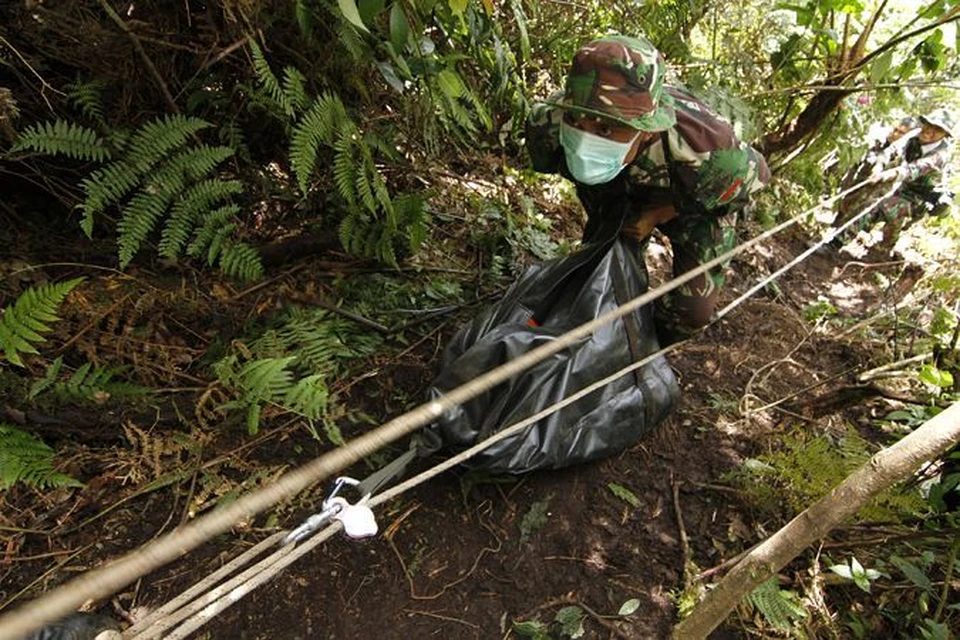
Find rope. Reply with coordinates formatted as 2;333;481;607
0;170;895;640
716;175;902;320
126;343;687;638
120;178;898;636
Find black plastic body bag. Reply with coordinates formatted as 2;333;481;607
357;232;680;495
422;236;679;474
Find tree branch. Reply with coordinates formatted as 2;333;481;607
672;402;960;639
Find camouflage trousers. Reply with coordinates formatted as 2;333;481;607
835;181;932;247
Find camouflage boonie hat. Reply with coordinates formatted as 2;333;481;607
920;108;955;138
549;35;676;132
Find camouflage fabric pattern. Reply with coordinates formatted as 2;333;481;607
548;35;676;132
835;133;952;245
527;84;770;341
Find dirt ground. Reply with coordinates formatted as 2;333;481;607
1;221;930;639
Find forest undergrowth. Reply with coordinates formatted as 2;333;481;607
2;0;960;638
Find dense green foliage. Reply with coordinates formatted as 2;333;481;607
1;0;959;635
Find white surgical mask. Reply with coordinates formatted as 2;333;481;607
560;121;639;185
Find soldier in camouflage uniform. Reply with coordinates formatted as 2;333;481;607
833;109;954;250
526;35;770;343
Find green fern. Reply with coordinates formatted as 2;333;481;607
80;161;142;235
746;578;807;631
28;357;147;403
281;67;310;113
65;79;107;124
0;424;82;490
727;427;929;522
248;39;289;116
61;115;259;280
11;120;110;162
215;308;382;432
157;179;243;259
187;205;239;260
124;115;210;173
290;93;350;192
0;278;84;367
218;243;264;282
283;373;329;420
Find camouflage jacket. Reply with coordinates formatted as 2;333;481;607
894;135;951;205
527;85;771;227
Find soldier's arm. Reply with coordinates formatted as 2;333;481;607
901;148;948;182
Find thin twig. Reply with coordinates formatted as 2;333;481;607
671;475;694;586
0;36;62;111
95;0;180;113
401;609;479;629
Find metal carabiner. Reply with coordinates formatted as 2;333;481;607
281;476;378;545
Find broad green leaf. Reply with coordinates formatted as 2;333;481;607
375;61;405;93
337;0;369;32
389;2;410;52
618;599;641;616
358;0;386;23
869;50;893;84
513;619;549;639
510;0;530;62
829;563;853;579
890;556;933;591
919;364;953;388
555;606;585;639
447;0;468;17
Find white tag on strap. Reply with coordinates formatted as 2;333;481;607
328;497;379;539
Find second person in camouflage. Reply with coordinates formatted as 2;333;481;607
526;35;770;344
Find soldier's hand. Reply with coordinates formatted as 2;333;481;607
621;204;678;242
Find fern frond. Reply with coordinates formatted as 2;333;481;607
747;578;807;631
275;314;349;372
158;179;243;258
31;360;148;403
116;189;176;267
59;362;147;402
219;121;248;160
187;204;240;259
0;424;82;489
11;120;110;162
203;223;238;265
338;213;359;256
283;373;328;420
0;278;84;366
282;67;309;114
218;242;263;282
237;356;297;399
333;129;359;208
290;93;350;193
248;38;294;117
80;161;142;236
356;165;378;214
157;145;235;184
125;115;211;174
65;79;106;124
394;192;427;254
